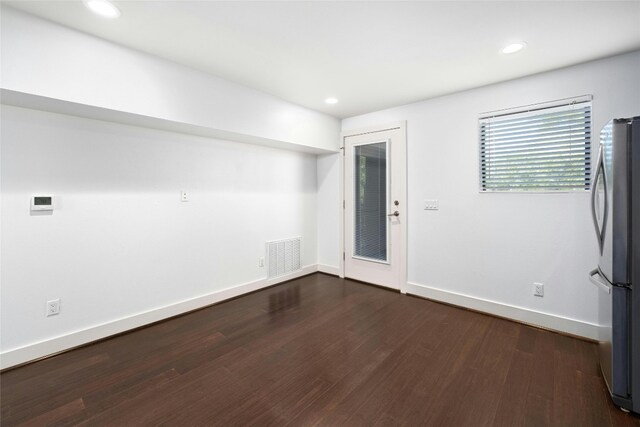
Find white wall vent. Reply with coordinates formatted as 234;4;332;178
267;237;301;279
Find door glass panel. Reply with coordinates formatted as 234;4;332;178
353;142;388;262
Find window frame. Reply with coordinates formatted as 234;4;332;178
478;95;593;193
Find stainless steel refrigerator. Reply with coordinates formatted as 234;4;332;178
589;116;639;414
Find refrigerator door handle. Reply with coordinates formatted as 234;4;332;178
590;144;608;254
589;268;611;294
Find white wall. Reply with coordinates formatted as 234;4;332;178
316;153;341;273
0;6;344;368
0;7;340;153
0;105;318;366
336;51;640;338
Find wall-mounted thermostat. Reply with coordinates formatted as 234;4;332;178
31;196;53;211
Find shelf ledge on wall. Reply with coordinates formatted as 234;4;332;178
0;88;338;155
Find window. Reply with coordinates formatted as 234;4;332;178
479;96;592;191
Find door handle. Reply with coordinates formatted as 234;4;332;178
590;144;608;254
387;211;399;217
589;268;611;294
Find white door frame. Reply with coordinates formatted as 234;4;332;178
339;122;407;293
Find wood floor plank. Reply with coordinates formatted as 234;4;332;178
404;311;494;425
523;393;553;427
528;328;556;401
2;273;638;426
516;324;538;354
343;350;432;426
19;398;85;427
492;348;535;426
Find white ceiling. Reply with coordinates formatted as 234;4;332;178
5;1;640;119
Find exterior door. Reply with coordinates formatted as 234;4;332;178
343;124;406;290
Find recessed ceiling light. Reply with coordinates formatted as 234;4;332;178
501;42;527;55
83;0;121;18
325;97;339;105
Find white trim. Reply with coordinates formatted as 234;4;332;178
339;140;345;279
317;264;341;276
351;255;390;265
406;281;599;340
341;123;403;138
397;124;408;294
0;265;318;370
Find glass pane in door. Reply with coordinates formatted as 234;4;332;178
353;142;388;262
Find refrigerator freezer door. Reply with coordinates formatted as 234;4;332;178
594;268;632;409
595;268;613;394
611;285;631;400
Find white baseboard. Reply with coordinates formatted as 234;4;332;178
317;264;340;276
406;281;599;341
1;265;318;370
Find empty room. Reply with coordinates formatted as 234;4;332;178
1;1;640;425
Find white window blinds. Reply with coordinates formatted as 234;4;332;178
479;97;592;191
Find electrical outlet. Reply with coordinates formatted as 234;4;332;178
46;299;61;316
424;199;439;210
533;283;544;297
258;257;265;268
181;191;189;202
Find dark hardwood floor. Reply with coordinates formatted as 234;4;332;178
2;273;638;426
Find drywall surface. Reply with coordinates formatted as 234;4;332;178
0;7;340;152
339;51;640;333
316;153;341;272
0;105;317;356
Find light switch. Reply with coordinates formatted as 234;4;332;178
424;199;439;210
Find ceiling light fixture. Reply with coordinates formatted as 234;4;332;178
83;0;121;18
325;97;339;105
501;42;527;55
